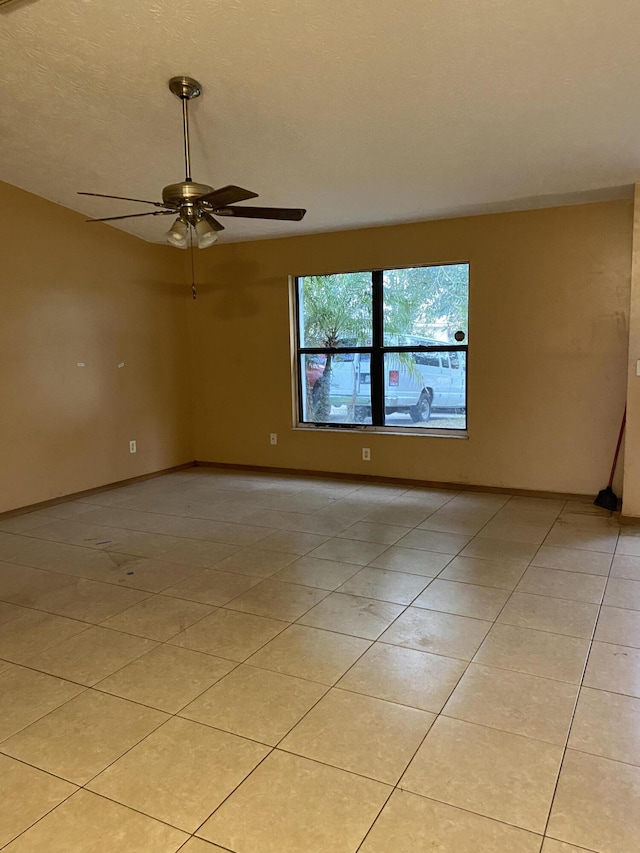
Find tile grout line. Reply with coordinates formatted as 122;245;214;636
353;493;557;850
537;520;616;844
0;474;631;851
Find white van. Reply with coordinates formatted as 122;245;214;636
324;339;465;423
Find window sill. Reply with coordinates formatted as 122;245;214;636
294;425;469;439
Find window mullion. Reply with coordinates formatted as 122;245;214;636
370;270;384;425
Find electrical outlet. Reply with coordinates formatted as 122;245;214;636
362;447;371;461
129;440;137;454
270;433;278;445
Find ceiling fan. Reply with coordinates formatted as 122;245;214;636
79;76;307;297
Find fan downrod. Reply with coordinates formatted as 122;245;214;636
168;76;202;100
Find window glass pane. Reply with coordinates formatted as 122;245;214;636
382;263;469;346
383;351;466;430
301;353;372;425
298;273;372;348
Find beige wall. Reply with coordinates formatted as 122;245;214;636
0;181;192;513
189;200;632;495
1;186;633;512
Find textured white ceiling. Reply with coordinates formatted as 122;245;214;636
1;0;639;244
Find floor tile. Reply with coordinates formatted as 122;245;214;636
84;554;204;593
211;547;298;578
439;555;526;589
225;579;328;621
1;690;167;784
583;640;640;697
444;662;578;744
401;716;563;832
0;755;76;847
368;546;452;576
181;664;326;745
281;688;434;784
0;608;88;664
337;521;407;545
96;644;235;713
88;717;268;832
0;514;59;534
170;608;287;661
272;556;362;589
603;576;640;610
418;510;494;536
459;537;537;564
544;525;617;553
547;750;640;853
25;519;132;549
611;553;640;581
556;512;619;531
285;511;353;535
161;568;260;606
256;529;330;555
337;642;466;712
363;504;431;528
616;535;640;557
0;601;23;626
336;567;430;604
101;594;213;640
359;789;543;853
33;577;150;623
1;789;187;852
413;579;510;620
179;840;233;853
298;592;404;639
380;606;492;660
307;538;389;566
563;500;610;516
28;501;95;521
516;567;606;604
498;592;599;639
478;519;551;544
26;625;157;686
161;538;240;568
594;605;640;648
247;624;370;684
0;666;84;742
569;686;640;765
475;624;589;683
533;546;612;576
197;750;390;853
396;528;471;554
541;840;596;852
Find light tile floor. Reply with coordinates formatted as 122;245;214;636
0;468;637;851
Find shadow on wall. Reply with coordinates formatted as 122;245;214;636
136;278;191;299
187;257;281;320
0;0;42;13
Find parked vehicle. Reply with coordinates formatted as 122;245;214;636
305;338;465;423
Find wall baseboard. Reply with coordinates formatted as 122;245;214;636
0;462;196;519
194;460;596;503
2;458;617;520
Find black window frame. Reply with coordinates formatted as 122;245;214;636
295;264;469;431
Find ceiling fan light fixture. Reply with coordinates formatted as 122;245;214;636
195;217;218;249
166;216;189;248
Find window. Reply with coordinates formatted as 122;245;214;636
296;264;469;431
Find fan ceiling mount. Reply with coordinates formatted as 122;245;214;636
79;76;307;296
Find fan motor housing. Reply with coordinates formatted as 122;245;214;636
162;181;214;206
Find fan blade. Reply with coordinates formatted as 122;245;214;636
86;210;174;222
214;206;306;221
196;185;259;207
78;192;166;207
202;211;225;231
